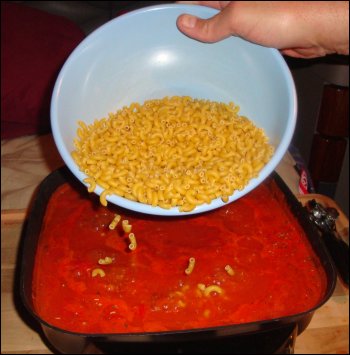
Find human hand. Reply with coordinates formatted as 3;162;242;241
176;1;349;58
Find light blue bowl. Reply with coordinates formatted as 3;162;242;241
51;4;297;216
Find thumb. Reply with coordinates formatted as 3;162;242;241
176;8;235;43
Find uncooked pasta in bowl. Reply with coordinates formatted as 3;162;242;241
72;96;274;212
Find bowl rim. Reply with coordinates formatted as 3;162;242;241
51;3;297;216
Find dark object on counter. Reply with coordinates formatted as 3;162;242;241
308;84;348;198
306;199;349;286
19;167;337;354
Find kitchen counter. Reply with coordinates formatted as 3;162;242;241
1;134;349;354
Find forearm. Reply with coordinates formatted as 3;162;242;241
285;1;349;56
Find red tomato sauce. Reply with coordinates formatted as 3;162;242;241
32;179;327;334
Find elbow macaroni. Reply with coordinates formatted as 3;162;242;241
203;285;223;297
197;283;224;297
98;257;113;265
225;264;235;276
109;214;121;230
91;268;106;277
122;220;132;233
185;257;196;275
83;177;96;193
72;96;274;210
128;233;137;251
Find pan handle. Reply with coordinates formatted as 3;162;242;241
305;199;349;287
322;230;349;286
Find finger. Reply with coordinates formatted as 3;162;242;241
177;6;235;43
281;47;329;59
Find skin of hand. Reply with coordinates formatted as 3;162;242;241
176;1;349;58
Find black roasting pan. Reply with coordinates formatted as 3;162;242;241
19;167;337;354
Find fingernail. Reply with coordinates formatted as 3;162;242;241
181;15;197;29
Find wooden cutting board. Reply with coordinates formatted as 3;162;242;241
1;195;348;354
